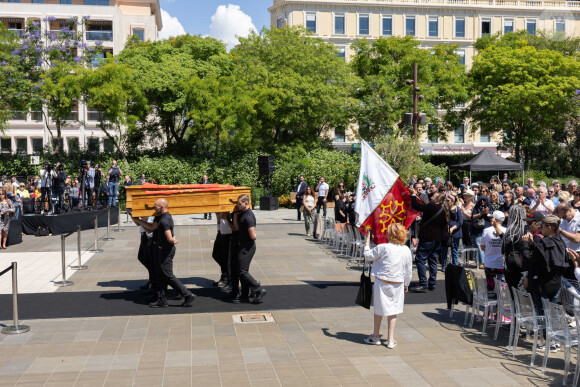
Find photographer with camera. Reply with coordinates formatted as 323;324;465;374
40;161;56;215
53;162;67;213
93;163;104;206
80;161;96;207
107;160;123;207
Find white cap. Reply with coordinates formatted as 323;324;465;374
492;210;505;223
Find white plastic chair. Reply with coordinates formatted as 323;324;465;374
322;217;335;245
541;299;578;385
459;239;479;266
572;308;580;387
469;274;498;336
494;278;515;349
512;287;545;366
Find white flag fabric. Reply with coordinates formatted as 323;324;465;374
354;140;399;227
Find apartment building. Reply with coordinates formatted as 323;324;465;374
0;0;162;155
268;0;580;155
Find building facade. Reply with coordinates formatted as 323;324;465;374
268;0;580;155
0;0;162;155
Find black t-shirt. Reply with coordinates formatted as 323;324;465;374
155;212;174;249
236;209;256;246
108;166;120;183
335;199;347;223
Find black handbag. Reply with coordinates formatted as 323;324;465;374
355;257;373;309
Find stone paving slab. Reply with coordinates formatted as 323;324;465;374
0;209;572;386
0;306;569;386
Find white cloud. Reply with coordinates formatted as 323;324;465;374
159;8;186;40
210;4;257;51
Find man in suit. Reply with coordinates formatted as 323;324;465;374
201;175;212;220
295;175;306;221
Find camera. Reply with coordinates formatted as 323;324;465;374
80;160;88;170
57;163;64;172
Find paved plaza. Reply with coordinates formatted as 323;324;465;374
0;209;572;386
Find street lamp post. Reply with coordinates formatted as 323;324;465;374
406;63;424;163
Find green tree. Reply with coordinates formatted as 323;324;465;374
116;35;232;148
81;57;148;162
350;36;469;141
183;75;257;158
0;17;101;154
467;40;580;168
231;27;358;151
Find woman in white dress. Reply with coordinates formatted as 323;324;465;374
363;223;412;349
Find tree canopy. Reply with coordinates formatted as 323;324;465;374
350;36;469;141
467;33;580;169
230;27;359;151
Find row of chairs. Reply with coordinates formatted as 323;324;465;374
320;218;370;264
451;270;580;385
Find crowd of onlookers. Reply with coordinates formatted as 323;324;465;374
0;171;152;249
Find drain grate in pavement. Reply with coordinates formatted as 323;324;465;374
232;313;275;324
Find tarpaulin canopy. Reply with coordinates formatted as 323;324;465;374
450;148;523;171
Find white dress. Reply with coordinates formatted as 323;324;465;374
364;242;413;316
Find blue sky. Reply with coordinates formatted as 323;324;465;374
160;0;272;37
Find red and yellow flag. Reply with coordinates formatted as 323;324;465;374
359;178;421;244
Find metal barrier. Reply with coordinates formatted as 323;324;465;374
90;216;104;253
103;209;115;241
1;262;30;335
70;225;87;271
54;235;74;287
113;205;125;232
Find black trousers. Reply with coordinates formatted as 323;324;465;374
153;244;191;302
138;233;154;285
41;187;52;212
296;196;303;220
212;232;231;281
231;242;260;297
315;197;326;217
85;187;94;207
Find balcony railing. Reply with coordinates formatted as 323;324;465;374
86;30;113;41
87;111;110;121
31;111;43;121
7;29;25;37
10;111;26;120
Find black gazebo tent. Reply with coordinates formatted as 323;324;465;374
450;148;524;185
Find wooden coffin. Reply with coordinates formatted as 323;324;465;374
127;183;252;217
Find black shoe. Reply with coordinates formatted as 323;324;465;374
428;287;436;291
231;296;251;304
221;284;233;293
168;295;183;301
148;300;168;308
208;216;212;220
409;285;426;293
252;289;268;304
181;294;196;307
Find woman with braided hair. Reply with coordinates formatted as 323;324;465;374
501;205;528;291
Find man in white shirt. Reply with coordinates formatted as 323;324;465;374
559;204;580;253
530;187;555;215
315;176;329;217
480;211;507;288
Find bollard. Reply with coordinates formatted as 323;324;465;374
113;205;125;232
71;225;87;270
90;216;103;253
2;262;30;335
103;208;115;241
54;235;73;287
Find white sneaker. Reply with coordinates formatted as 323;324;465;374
364;335;382;345
386;340;397;349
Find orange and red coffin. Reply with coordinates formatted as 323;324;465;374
126;183;251;217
